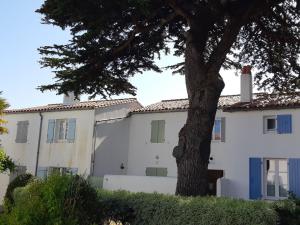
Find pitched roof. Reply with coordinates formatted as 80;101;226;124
5;98;142;114
132;93;300;114
132;95;240;113
223;93;300;112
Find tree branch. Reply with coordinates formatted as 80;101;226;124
164;0;193;25
111;13;177;58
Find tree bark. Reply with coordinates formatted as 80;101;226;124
173;31;225;196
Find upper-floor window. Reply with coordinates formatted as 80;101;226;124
150;120;165;143
212;118;225;142
47;118;76;143
263;115;292;134
15;121;29;143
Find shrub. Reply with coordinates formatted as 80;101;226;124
0;174;103;225
3;173;33;212
98;190;277;225
273;195;300;225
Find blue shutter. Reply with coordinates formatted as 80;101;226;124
289;159;300;197
47;119;55;143
37;167;48;179
277;115;292;134
67;119;76;142
249;158;262;199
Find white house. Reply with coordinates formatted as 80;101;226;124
104;66;300;200
1;66;300;202
0;96;142;202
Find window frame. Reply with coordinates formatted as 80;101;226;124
212;118;222;141
55;119;69;142
263;158;288;200
263;116;277;134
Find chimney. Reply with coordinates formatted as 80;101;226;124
240;65;253;102
63;92;80;105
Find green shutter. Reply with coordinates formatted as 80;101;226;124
156;168;168;177
157;120;165;143
15;121;29;143
146;167;156;176
150;121;159;143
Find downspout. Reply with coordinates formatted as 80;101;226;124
34;112;43;176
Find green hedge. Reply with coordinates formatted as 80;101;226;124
0;174;280;225
98;190;277;225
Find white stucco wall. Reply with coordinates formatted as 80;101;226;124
92;103;138;176
103;175;177;194
127;109;300;199
0;113;41;202
37;110;95;175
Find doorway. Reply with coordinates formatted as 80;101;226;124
207;169;224;195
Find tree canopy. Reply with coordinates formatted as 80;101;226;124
37;0;300;98
37;0;300;196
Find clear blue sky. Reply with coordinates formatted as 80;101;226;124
0;0;241;109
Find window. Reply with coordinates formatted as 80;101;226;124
212;118;225;142
264;159;288;199
212;119;221;141
263;115;292;134
55;119;68;141
145;167;167;177
15;121;29;143
47;118;76;143
150;120;165;143
37;167;78;179
264;116;276;133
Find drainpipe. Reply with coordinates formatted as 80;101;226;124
34;112;43;176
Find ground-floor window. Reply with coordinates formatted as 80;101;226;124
264;159;288;199
37;167;78;179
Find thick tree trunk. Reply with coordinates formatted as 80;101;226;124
173;31;225;196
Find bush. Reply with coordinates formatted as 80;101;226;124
3;173;33;212
0;174;279;225
98;190;277;225
273;195;300;225
0;174;103;225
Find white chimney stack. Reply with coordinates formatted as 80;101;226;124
63;92;80;105
240;65;253;102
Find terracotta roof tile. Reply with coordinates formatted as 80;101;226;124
132;93;300;114
5;98;142;114
223;93;300;112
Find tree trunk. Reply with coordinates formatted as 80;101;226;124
173;31;225;196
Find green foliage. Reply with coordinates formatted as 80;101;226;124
3;173;33;212
37;1;300;97
0;91;9;135
0;174;103;225
0;174;280;225
0;148;15;173
273;195;300;225
98;190;277;225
